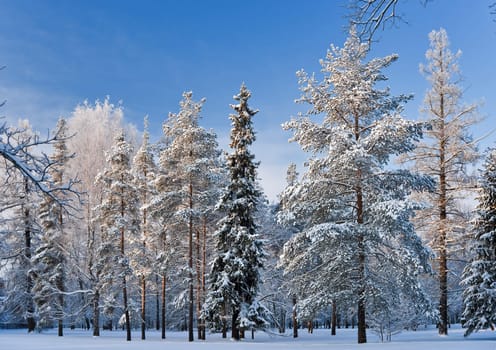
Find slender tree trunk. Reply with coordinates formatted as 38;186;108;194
188;181;194;342
141;275;146;340
292;295;298;338
355;117;367;344
232;308;240;340
23;181;36;332
357;221;367;344
120;184;131;341
123;276;131;341
279;308;285;333
93;289;100;337
24;224;36;332
141;180;148;340
195;218;207;340
222;302;227;338
331;300;337;336
57;208;65;337
156;274;160;331
437;100;449;336
161;274;166;339
196;227;202;340
121;228;131;341
201;218;207;340
86;198;98;335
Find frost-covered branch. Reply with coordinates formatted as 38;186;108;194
0;121;80;211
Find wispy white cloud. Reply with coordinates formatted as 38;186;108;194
253;127;305;203
0;84;75;133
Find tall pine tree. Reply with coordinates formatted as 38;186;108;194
279;28;433;344
204;84;267;340
153;92;223;341
461;148;496;336
93;132;139;341
131;116;157;340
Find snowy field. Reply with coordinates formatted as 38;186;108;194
1;325;495;350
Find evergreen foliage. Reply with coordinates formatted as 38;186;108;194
204;84;268;340
461;149;496;336
279;28;434;344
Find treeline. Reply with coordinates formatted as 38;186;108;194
0;27;495;345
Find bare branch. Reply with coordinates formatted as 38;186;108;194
348;0;430;43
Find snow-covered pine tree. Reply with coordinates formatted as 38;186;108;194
30;117;70;336
461;148;496;336
149;136;181;340
404;28;480;335
93;132;139;341
279;28;433;344
156;91;223;341
131;116;157;340
204;84;268;340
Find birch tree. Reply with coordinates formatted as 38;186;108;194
65;99;135;333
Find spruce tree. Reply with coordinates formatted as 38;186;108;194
461;149;496;336
31;117;70;336
204;84;267;340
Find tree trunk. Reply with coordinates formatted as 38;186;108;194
292;295;298;338
141;198;147;340
155;274;160;331
161;274;166;339
222;302;227;338
354;114;367;344
92;289;100;337
196;227;202;340
357;232;367;343
331;300;337;336
141;275;146;340
196;217;207;340
123;276;131;341
120;185;131;341
232;308;240;340
438;108;449;336
201;218;207;340
57;204;65;337
23;179;36;332
188;181;194;342
438;226;448;335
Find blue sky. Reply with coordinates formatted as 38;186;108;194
1;0;495;201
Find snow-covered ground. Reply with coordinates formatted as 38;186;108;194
1;325;495;350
